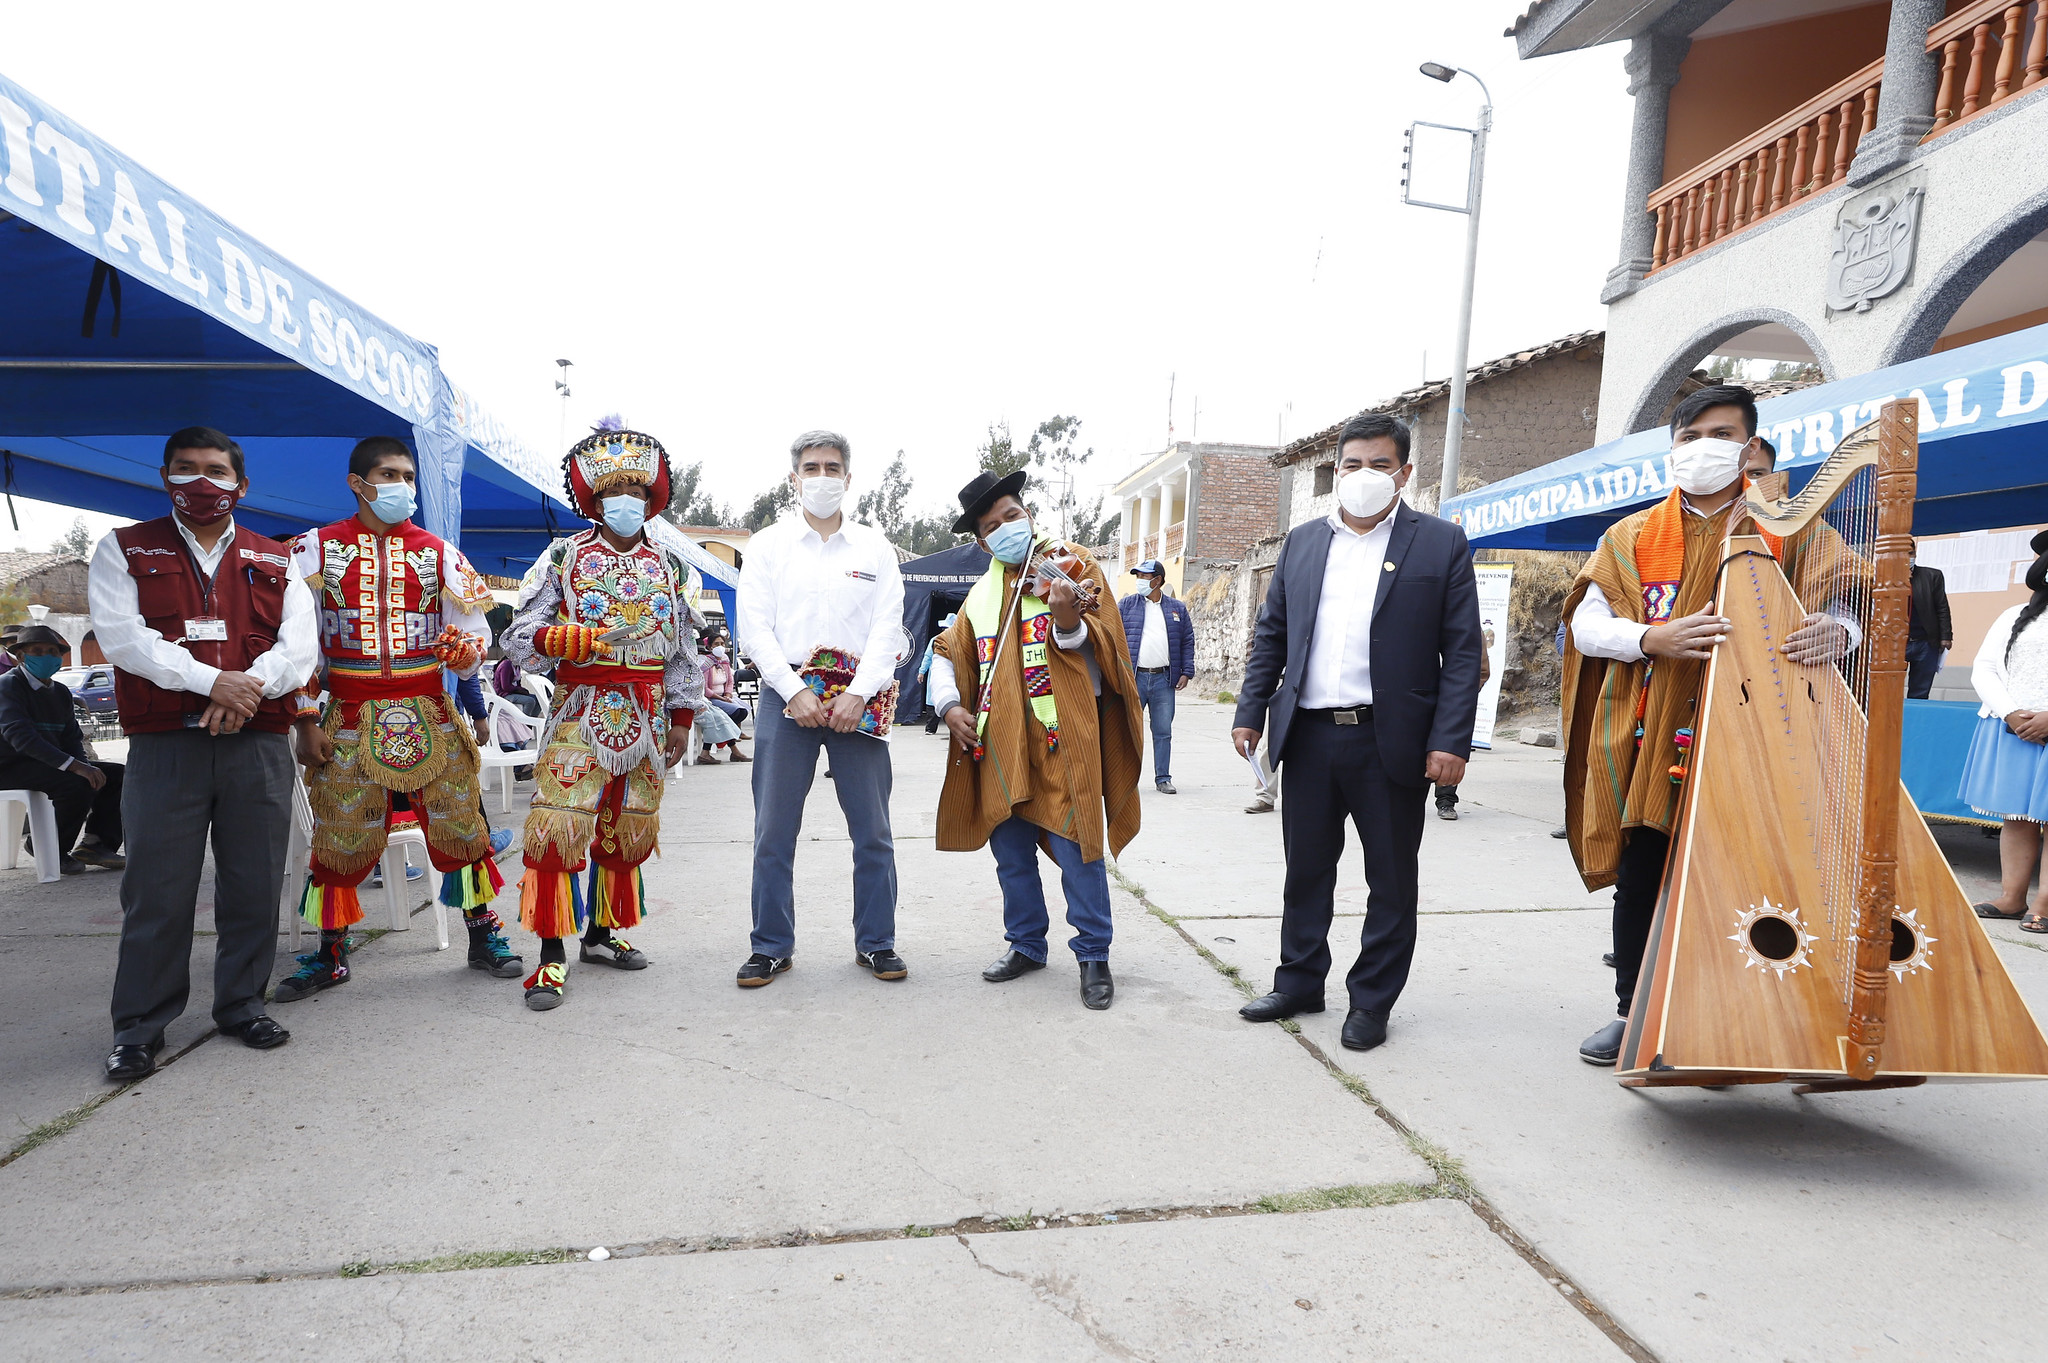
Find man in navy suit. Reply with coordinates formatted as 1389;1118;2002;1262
1230;412;1483;1051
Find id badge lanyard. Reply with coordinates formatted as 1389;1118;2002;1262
174;533;230;646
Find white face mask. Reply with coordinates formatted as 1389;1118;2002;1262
1336;467;1399;521
799;476;845;517
1668;437;1748;496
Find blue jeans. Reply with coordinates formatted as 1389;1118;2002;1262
749;690;898;957
1135;670;1177;783
988;816;1113;962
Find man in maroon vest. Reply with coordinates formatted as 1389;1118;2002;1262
89;426;320;1083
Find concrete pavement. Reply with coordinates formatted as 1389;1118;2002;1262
1;696;2034;1359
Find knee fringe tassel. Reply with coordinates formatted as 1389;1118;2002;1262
438;856;506;911
519;867;586;939
298;877;364;930
588;863;646;932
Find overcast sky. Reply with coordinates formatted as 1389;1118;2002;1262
2;1;1631;551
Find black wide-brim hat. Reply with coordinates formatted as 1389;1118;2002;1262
2031;528;2048;557
952;469;1029;536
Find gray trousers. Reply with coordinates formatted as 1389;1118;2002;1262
748;690;897;958
110;728;293;1045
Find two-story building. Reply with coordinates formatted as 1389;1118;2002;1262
1110;442;1284;597
1510;0;2048;437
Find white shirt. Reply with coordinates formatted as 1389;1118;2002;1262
88;519;319;700
1137;596;1170;667
1298;511;1398;709
735;515;907;702
1972;603;2048;718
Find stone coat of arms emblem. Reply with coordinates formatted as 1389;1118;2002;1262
1826;186;1924;314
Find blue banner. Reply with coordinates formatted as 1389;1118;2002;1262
1444;320;2048;548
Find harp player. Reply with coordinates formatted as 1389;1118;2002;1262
1561;385;1868;1067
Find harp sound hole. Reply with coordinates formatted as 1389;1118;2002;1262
1890;918;1916;963
1747;916;1800;961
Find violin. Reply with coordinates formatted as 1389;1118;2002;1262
1022;542;1100;614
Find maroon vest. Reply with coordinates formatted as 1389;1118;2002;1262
112;518;296;734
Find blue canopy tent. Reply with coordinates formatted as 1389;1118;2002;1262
1442;319;2048;550
891;541;990;723
0;70;583;571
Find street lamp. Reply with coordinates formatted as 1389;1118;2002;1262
1407;61;1492;510
554;358;573;451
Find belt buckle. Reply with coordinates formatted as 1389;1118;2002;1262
1333;709;1358;726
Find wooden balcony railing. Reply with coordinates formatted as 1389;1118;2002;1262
1648;59;1881;273
1164;523;1184;558
1927;0;2048;138
1143;533;1161;562
1121;541;1138;569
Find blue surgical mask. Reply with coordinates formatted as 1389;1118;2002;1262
361;480;416;525
22;654;62;681
986;517;1034;565
602;495;646;537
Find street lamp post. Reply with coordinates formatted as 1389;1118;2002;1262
1412;62;1492;511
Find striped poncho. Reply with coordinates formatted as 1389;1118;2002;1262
1561;498;1864;891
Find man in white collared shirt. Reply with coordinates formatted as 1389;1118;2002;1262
733;430;907;987
90;426;318;1083
1231;414;1484;1053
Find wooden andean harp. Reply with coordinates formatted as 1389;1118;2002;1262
1618;399;2048;1091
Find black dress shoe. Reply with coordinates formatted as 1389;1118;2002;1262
857;948;908;981
1340;1008;1389;1051
1080;960;1113;1010
982;950;1046;982
1601;952;1617;969
1579;1018;1626;1066
1239;990;1325;1022
222;1016;291;1050
104;1039;162;1082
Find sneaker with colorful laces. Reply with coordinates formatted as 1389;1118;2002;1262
579;936;649;970
524;961;567;1010
468;928;525;978
273;952;350;1003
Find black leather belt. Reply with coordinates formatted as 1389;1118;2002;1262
1137;665;1170;674
1301;705;1372;726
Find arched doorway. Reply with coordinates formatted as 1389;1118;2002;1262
1884;190;2048;365
1622;311;1833;435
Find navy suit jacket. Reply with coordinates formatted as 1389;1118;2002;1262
1233;503;1484;788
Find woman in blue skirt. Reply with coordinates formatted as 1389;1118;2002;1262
1963;533;2048;933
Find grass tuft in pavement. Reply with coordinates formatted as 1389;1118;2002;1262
339;1248;576;1277
1253;1182;1434;1214
2;1092;119;1170
1405;1132;1473;1198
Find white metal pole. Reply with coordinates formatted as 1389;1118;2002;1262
1438;97;1489;510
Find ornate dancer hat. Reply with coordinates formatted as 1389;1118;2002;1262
563;415;673;520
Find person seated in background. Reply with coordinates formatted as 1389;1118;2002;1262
0;624;125;872
698;638;752;763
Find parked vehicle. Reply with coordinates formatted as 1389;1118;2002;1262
53;665;118;716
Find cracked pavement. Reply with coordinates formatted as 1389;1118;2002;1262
20;700;2026;1358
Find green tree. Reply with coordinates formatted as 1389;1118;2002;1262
855;451;915;541
52;516;93;557
1069;499;1119;549
1025;416;1094;540
977;421;1029;482
741;479;795;532
660;460;730;528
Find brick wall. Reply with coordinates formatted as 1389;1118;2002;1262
1192;450;1283;559
1285;339;1604;523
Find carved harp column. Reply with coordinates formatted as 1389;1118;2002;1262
1845;398;1917;1080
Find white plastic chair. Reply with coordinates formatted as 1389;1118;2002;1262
277;767;446;951
0;788;63;884
524;673;554;711
478;694;542;813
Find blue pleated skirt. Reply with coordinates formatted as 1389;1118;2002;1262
1960;712;2048;822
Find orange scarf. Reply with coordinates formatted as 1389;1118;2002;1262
1631;481;1783;623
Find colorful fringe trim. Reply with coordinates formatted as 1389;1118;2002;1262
298;876;365;930
519;867;587;938
588;863;647;931
438;855;506;910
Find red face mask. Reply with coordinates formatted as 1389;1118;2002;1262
167;473;241;525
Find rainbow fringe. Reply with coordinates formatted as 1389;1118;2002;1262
518;867;586;939
588;863;646;931
438;855;506;910
298;876;365;930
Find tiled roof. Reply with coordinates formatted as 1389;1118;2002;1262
1273;330;1604;467
0;551;83;586
1504;1;1552;37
